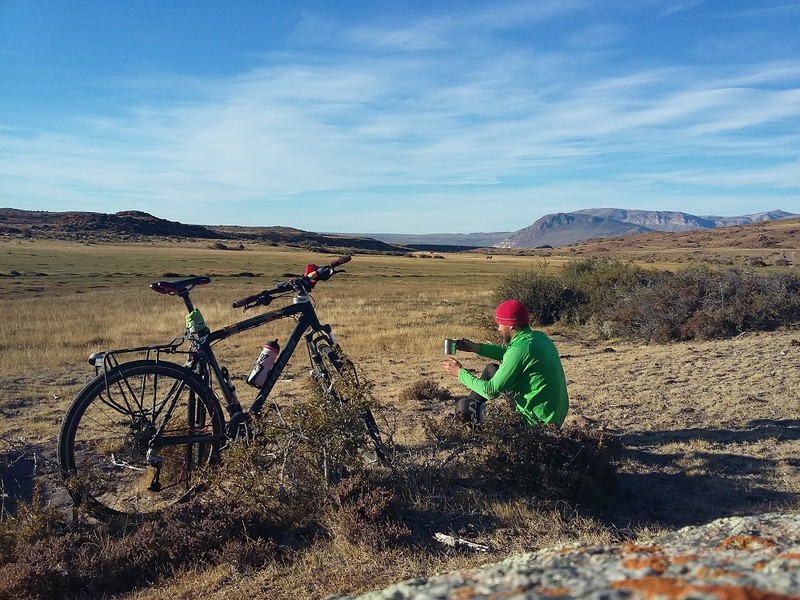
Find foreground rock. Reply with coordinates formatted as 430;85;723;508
331;512;800;599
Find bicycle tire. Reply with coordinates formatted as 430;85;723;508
316;344;388;464
58;360;225;521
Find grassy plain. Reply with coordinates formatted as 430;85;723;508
1;235;799;599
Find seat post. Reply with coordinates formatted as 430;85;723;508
179;292;195;313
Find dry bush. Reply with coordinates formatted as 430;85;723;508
605;267;800;341
493;268;570;326
209;368;388;529
0;370;388;599
418;408;621;508
0;485;61;568
399;378;453;404
0;499;284;600
327;473;412;550
500;259;800;342
215;537;279;573
0;376;622;599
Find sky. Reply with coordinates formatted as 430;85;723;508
1;1;799;234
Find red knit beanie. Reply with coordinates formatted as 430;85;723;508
494;299;529;326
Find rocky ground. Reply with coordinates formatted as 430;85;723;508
331;512;800;599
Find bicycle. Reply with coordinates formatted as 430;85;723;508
57;255;387;521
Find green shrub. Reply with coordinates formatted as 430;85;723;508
678;267;800;340
495;259;800;342
560;258;657;327
493;269;570;326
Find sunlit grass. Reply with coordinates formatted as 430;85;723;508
2;236;800;600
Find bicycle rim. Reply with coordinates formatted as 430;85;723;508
58;360;224;520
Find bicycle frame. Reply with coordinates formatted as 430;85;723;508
195;297;337;432
87;284;341;444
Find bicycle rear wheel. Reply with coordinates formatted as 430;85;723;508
58;360;225;521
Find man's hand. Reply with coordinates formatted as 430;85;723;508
442;357;462;377
456;338;480;353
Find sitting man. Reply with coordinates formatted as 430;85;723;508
442;299;569;426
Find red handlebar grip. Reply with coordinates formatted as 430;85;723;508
330;255;351;268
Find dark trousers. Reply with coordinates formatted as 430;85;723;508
455;363;499;423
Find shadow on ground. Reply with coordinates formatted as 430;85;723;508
0;442;67;517
601;418;800;529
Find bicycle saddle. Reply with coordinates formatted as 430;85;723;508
150;276;212;295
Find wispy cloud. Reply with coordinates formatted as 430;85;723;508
2;2;798;231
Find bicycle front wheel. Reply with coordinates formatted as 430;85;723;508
58;360;225;521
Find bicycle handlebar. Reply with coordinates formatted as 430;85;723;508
232;255;351;309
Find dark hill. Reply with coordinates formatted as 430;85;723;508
206;224;407;252
0;208;221;239
0;208;408;253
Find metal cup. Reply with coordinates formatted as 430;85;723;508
444;338;457;355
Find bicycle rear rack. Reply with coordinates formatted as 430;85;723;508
88;336;189;376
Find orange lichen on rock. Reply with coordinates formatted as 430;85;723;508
622;543;662;554
449;585;476;600
539;587;572;595
696;565;745;579
622;556;669;573
670;554;702;565
718;535;778;551
777;553;800;560
450;584;525;600
553;545;590;555
611;576;800;600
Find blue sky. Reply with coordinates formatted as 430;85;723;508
1;1;799;234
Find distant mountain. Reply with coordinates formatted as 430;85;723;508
495;213;650;249
705;210;796;228
365;209;796;249
573;209;716;232
574;208;794;233
495;208;797;248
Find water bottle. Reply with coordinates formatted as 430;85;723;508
247;340;280;388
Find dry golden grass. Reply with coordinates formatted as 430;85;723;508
1;235;799;599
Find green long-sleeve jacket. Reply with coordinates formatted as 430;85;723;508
457;327;569;426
